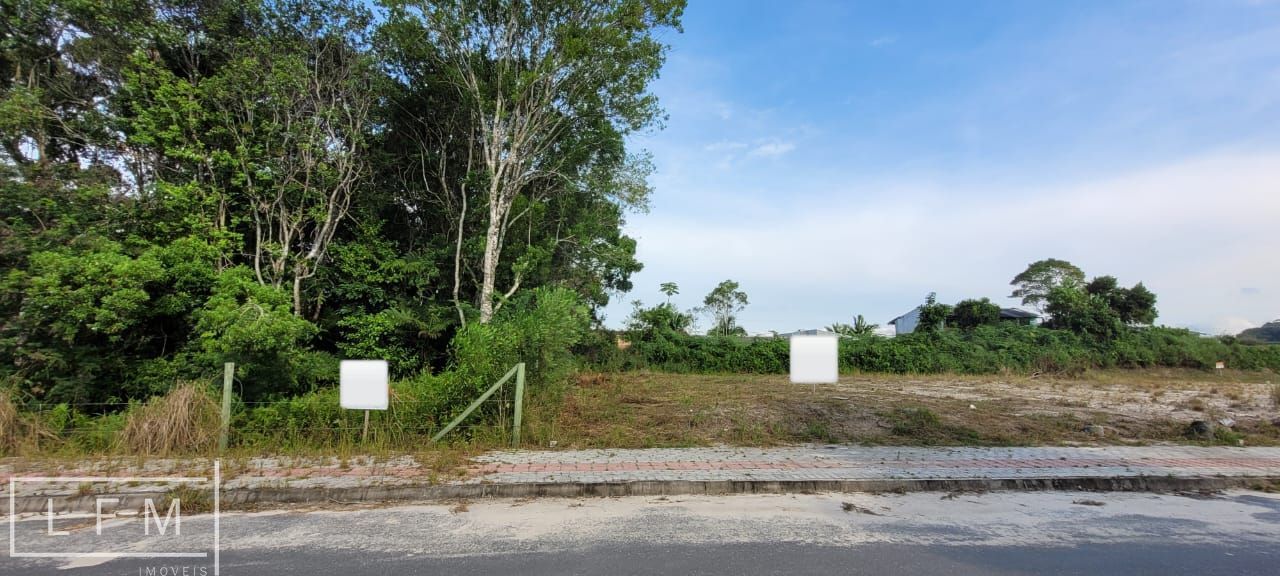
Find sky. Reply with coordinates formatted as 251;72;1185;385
599;0;1280;336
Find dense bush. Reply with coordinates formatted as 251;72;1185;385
235;286;590;447
601;324;1280;375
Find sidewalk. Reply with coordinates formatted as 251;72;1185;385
6;445;1280;513
467;445;1280;483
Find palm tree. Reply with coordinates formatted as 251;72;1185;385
659;282;679;303
828;314;879;337
852;314;879;335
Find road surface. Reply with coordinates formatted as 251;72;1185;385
5;490;1279;575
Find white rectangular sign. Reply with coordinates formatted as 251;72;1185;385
340;360;389;410
789;334;838;384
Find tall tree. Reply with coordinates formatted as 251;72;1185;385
1010;258;1085;312
206;0;377;316
701;279;748;336
659;281;679;302
828;314;877;337
386;0;684;323
1085;275;1158;325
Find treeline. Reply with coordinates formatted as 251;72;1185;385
605;259;1280;375
591;325;1280;375
1;0;685;405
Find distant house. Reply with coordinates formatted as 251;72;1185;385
778;329;839;338
888;306;1039;336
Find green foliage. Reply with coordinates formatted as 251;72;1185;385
1086;276;1158;325
1044;281;1124;341
949;298;1001;330
828;314;878;337
336;310;422;376
916;292;953;334
1010;258;1085;311
701;279;748;336
626;301;694;340
601;323;1280;376
192;267;324;399
2;0;682;407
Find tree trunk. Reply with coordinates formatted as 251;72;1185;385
292;267;305;317
477;205;503;324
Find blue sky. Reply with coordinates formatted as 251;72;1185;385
602;0;1280;335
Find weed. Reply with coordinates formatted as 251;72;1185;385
119;382;220;455
1212;427;1244;445
841;502;881;515
160;484;213;515
0;390;57;454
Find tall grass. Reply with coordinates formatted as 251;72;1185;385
0;389;55;455
118;382;221;455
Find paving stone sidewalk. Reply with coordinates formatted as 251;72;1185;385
5;445;1280;507
464;445;1280;485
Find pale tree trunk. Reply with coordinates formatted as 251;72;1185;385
477;201;505;323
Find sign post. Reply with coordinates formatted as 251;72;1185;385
790;333;839;393
219;362;234;451
340;360;389;443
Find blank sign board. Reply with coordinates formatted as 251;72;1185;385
789;334;838;383
340;360;389;410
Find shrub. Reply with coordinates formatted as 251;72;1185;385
603;323;1280;376
949;298;1001;330
0;390;56;455
118;382;220;455
191;267;320;400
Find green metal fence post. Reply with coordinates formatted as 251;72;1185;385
512;362;525;447
430;364;520;444
219;362;234;451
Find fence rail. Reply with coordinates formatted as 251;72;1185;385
430;362;526;447
5;361;530;453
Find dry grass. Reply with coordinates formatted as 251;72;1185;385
159;484;213;514
118;382;221;455
0;389;56;455
0;390;18;452
536;370;1280;449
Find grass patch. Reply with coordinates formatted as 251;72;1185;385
6;368;1279;459
0;389;56;455
160;484;213;515
119;382;220;455
884;407;983;445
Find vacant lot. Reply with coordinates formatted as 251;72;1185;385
538;370;1280;449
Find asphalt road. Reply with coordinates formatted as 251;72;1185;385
5;490;1279;575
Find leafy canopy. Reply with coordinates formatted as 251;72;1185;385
1010;258;1085;311
701;279;748;336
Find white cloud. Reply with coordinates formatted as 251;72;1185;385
748;141;796;157
704;140;748;152
869;35;898;48
613;151;1280;333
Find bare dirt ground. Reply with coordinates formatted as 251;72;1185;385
849;369;1278;423
548;369;1280;449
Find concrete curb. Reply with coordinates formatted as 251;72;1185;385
14;474;1280;514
